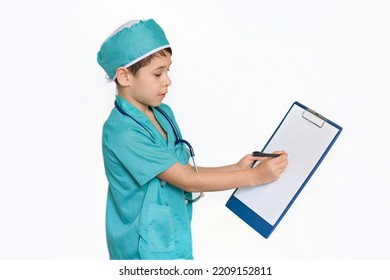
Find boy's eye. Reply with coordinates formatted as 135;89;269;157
154;68;169;77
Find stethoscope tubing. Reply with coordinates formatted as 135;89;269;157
114;101;200;173
154;107;196;158
114;101;154;139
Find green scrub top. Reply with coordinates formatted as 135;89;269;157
102;95;192;260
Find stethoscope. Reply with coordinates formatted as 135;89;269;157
114;101;204;203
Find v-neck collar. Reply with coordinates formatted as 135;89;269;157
151;106;172;145
116;95;173;146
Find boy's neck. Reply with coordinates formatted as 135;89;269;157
118;90;149;114
117;91;167;140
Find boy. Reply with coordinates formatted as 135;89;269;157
97;19;287;260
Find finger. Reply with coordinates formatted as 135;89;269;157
272;152;288;163
275;157;288;171
267;156;288;172
273;150;287;156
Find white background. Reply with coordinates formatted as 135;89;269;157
0;0;389;260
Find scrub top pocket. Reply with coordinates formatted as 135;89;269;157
147;203;175;253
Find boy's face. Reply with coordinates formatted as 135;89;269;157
127;53;172;110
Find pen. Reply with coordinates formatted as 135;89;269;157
251;151;281;168
252;151;281;158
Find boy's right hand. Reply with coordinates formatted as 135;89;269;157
251;151;288;185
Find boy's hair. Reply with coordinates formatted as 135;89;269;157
115;47;172;85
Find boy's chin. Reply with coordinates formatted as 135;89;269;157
151;100;164;107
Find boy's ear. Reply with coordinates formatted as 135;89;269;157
116;67;133;87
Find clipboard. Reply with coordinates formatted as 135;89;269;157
226;101;342;238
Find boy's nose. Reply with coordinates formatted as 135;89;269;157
164;75;172;87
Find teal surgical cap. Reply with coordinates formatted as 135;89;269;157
97;19;170;81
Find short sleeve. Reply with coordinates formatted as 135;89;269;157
108;127;178;187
